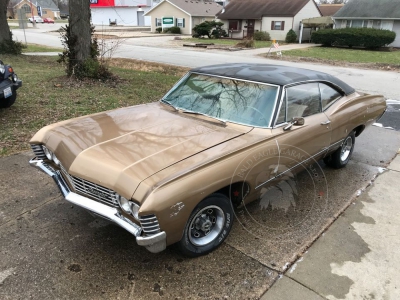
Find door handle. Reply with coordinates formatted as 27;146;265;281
320;120;331;125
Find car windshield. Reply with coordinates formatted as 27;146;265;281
162;73;279;127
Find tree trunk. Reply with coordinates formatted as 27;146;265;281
69;0;91;62
0;0;11;44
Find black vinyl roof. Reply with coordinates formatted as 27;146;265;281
191;63;355;95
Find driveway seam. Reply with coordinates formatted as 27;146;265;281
283;274;329;299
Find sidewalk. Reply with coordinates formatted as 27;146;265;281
261;153;400;300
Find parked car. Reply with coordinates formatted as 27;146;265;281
29;64;386;257
0;60;22;108
43;18;54;24
28;16;44;23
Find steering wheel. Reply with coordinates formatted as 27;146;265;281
244;106;268;125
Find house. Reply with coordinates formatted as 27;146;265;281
333;0;400;47
144;0;222;35
90;0;153;26
318;4;344;17
216;0;321;40
9;0;60;20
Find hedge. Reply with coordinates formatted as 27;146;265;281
311;28;396;49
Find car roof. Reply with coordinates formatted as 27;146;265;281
190;63;355;95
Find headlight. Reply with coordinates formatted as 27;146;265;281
117;195;140;220
12;74;17;82
43;146;53;160
0;64;4;74
52;153;60;166
118;196;131;214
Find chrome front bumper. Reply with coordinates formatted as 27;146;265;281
29;158;166;253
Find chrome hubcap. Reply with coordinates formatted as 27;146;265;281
189;205;225;246
340;136;353;161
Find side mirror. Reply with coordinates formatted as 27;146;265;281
283;117;305;131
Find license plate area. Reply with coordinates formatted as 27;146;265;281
3;87;12;98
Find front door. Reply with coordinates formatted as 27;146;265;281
247;19;255;38
137;11;144;26
271;82;331;175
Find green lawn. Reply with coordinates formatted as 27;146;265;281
183;38;273;49
0;55;184;156
281;46;400;65
22;44;64;53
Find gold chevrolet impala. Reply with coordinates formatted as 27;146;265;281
29;64;386;257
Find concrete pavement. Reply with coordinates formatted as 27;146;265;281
262;153;400;300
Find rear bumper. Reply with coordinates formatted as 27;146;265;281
0;79;22;98
29;157;166;253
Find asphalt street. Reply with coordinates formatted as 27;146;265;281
2;27;400;299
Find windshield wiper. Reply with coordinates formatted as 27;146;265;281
180;110;226;125
160;99;178;111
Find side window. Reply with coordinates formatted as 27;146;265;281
276;91;286;124
319;83;341;110
286;83;321;121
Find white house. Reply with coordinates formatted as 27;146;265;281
216;0;322;41
333;0;400;47
90;0;152;26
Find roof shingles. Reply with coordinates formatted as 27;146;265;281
217;0;311;19
168;0;222;17
334;0;400;19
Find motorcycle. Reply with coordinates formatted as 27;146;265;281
0;60;22;108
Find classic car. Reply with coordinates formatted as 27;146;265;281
28;16;44;23
0;60;22;108
29;64;386;257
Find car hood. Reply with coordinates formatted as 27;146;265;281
32;102;251;199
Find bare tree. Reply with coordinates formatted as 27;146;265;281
0;0;11;44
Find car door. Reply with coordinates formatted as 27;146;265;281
271;82;331;175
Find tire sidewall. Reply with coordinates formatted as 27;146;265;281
180;194;233;257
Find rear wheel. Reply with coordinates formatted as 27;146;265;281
324;131;355;169
0;90;17;108
178;193;233;257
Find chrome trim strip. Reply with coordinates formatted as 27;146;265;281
255;139;344;189
29;157;167;253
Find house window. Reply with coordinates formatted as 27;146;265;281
155;18;162;27
21;4;31;13
42;10;47;14
372;20;381;29
177;18;185;28
228;20;240;31
381;20;394;30
362;20;368;28
271;21;285;31
351;20;363;28
346;20;351;28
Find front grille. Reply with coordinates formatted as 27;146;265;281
31;144;46;160
60;165;118;207
139;215;160;235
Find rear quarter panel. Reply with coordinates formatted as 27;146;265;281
325;92;386;149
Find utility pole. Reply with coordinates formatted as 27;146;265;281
29;0;36;28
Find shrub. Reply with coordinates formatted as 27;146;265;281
253;31;270;41
285;29;297;43
312;28;396;49
192;21;225;38
0;32;24;55
156;27;162;33
163;26;181;34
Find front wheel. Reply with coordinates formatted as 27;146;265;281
178;193;233;257
324;131;355;169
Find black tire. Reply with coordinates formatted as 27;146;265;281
178;193;234;257
0;90;17;108
324;131;355;169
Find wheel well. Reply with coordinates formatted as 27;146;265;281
215;182;250;207
353;125;365;137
